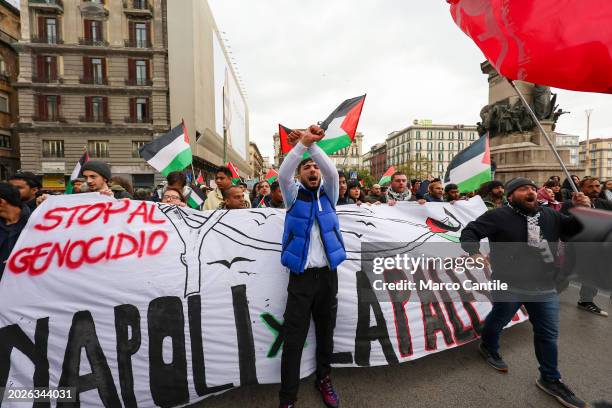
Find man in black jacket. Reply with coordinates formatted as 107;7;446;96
0;183;30;281
461;177;590;408
561;177;612;316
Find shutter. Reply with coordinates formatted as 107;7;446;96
129;97;136;120
145;98;150;120
36;55;44;80
85;96;92;120
84;20;92;40
128;21;135;44
146;22;151;47
38;17;45;40
83;57;91;81
128;59;135;81
37;95;44;119
145;59;150;81
101;58;107;83
102;97;109;121
50;57;58;80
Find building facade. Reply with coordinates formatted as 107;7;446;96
16;0;169;189
580;138;612;179
554;133;580;166
248;141;263;179
273;131;363;171
369;142;386;181
0;0;20;179
386;120;479;179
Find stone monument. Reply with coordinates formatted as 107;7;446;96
479;61;584;186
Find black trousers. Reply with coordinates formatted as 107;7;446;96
279;266;338;404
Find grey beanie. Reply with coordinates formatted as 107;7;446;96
505;177;537;197
81;161;111;181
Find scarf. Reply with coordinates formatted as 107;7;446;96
508;203;542;247
387;188;412;202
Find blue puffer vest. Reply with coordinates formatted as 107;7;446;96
281;185;346;274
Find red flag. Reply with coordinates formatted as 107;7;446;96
448;0;612;94
226;162;240;181
265;168;279;183
279;124;294;155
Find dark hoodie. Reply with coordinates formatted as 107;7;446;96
560;177;578;202
0;205;30;280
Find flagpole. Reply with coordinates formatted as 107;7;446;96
507;79;578;193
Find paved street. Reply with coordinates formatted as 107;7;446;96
193;286;611;408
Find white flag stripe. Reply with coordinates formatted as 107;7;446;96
147;134;190;172
448;152;489;183
70;163;82;181
324;116;347;140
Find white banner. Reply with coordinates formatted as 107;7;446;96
0;194;526;407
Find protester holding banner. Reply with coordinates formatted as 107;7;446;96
79;161;115;197
161;187;187;206
0;183;30;281
423;180;445;202
204;167;251;210
278;125;345;408
336;171;350;205
444;183;462;202
481;180;507;210
253;180;272;208
460;177;591;408
110;176;134;199
8;172;41;212
166;171;193;201
365;183;387;204
220;185;247;210
346;180;366;205
386;172;412;205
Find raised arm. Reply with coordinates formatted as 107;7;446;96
308;143;339;205
278;141;307;208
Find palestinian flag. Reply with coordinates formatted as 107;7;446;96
379;166;396;186
318;94;366;154
265;168;279;183
195;170;204;185
186;186;206;209
279;124;295;155
444;134;492;193
65;149;89;194
227;162;241;184
278;94;366;155
139;122;192;177
256;196;267;208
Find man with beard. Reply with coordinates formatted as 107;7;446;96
386;172;412;205
461;178;591;408
8;172;41;212
278;125;345;408
561;177;612;316
482;180;507;210
365;183;387;203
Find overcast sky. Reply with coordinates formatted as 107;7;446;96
209;0;612;160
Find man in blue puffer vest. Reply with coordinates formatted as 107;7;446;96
278;125;346;408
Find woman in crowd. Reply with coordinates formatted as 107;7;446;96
537;185;561;211
252;180;272;208
560;175;580;201
161;187;186;206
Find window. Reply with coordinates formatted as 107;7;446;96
448;132;454;140
42;140;64;158
449;153;454;161
427;131;433;139
438;164;444;172
438;142;444;151
88;140;109;158
132;141;146;158
37;95;60;121
459;142;464;150
458;132;464;140
46;18;57;44
133;0;148;9
427;142;432;151
35;55;58;82
0;56;5;74
427;153;432;160
92;97;104;121
438;131;443;139
90;20;102;41
438;153;444;161
92;58;103;84
449;142;454;151
136;98;148;121
416;131;421;139
0;93;8;113
470;132;475;140
135;23;148;48
0;132;10;149
416;142;421;150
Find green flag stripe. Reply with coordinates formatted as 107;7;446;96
316;134;352;154
456;168;492;193
160;148;193;177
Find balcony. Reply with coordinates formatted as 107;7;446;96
32;76;64;84
33;115;67;123
80;115;112;124
125;116;152;124
125;78;152;86
29;0;63;13
78;37;110;47
123;0;153;17
31;35;63;45
124;39;151;49
79;76;108;85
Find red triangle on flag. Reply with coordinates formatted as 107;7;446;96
340;94;366;141
226;162;240;179
279;124;294;155
481;134;491;165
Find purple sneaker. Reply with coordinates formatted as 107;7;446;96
315;376;339;408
